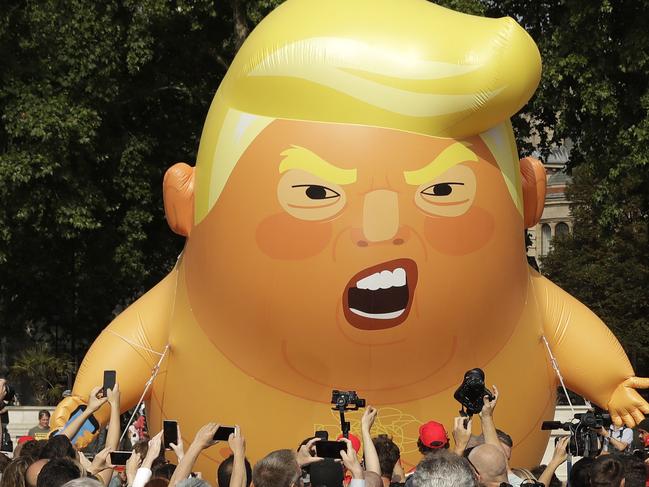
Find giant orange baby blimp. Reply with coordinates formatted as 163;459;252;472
53;0;649;470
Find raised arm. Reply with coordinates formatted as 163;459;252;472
51;271;176;445
478;385;500;449
361;406;380;476
228;426;246;487
59;385;107;439
169;423;219;486
533;271;649;426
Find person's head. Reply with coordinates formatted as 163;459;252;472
614;454;644;487
37;411;50;429
18;440;45;461
569;457;595;487
468;444;508;486
39;435;75;460
152;462;176;480
464;430;513;461
36;457;81;487
372;434;400;479
0;452;11;474
176;479;211;487
252;449;301;487
25;458;49;487
411;450;478;487
61;479;103;487
364;471;383;487
309;458;344;487
218;454;252;487
636;418;649;445
418;421;450;454
132;440;149;459
590;455;625;487
2;456;33;487
144;479;169;487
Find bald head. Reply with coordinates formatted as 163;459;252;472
26;458;48;487
468;444;508;484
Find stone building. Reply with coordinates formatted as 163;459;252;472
527;143;573;263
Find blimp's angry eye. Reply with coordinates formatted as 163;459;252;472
292;184;340;200
343;258;418;331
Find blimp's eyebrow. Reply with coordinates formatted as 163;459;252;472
404;142;478;185
278;145;357;185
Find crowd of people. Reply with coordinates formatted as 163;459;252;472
0;378;648;487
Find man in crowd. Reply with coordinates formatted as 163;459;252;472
28;410;51;441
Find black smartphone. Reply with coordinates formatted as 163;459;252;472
102;370;116;395
314;430;329;441
213;426;235;441
110;451;132;466
163;420;178;449
315;440;346;459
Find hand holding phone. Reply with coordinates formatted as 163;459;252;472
314;440;346;460
163;420;178;450
110;451;133;466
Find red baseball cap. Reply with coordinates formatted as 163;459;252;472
419;421;449;448
18;435;35;445
337;433;361;453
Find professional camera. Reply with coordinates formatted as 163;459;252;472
453;368;495;416
541;411;611;457
331;390;365;411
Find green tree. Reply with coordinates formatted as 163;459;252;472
0;0;282;363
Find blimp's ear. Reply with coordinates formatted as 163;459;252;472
519;156;546;228
163;163;195;237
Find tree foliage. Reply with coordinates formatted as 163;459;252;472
1;0;648;379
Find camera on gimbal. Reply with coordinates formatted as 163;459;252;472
541;411;611;457
331;390;365;411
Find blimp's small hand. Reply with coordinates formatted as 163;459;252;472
607;377;649;427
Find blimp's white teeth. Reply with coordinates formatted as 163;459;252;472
355;267;407;290
349;308;406;320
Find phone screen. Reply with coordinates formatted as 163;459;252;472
163;420;178;449
315;440;346;459
213;426;235;441
110;451;132;466
103;370;116;394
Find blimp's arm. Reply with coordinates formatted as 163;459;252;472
51;268;176;443
533;270;649;426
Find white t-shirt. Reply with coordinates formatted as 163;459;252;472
603;425;633;452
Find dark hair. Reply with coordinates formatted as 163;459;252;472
530;465;561;487
152;462;176;480
38;411;50;420
143;479;169;487
417;438;449;455
36;457;80;487
132;440;149;459
372;434;400;479
590;456;624;487
0;452;10;473
569;457;595;487
252;449;300;487
19;440;46;460
39;435;76;460
218;454;252;487
613;453;645;487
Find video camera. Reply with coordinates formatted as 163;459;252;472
331;390;365;411
541;411;611;457
453;368;495;416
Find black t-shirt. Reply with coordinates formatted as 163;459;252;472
0;400;9;425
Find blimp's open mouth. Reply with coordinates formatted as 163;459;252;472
343;258;418;330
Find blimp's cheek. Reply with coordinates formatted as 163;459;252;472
423;206;495;255
256;213;333;260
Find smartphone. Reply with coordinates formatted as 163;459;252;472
163;420;178;449
102;370;116;395
213;426;235;441
314;430;329;441
110;451;132;466
315;440;346;459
